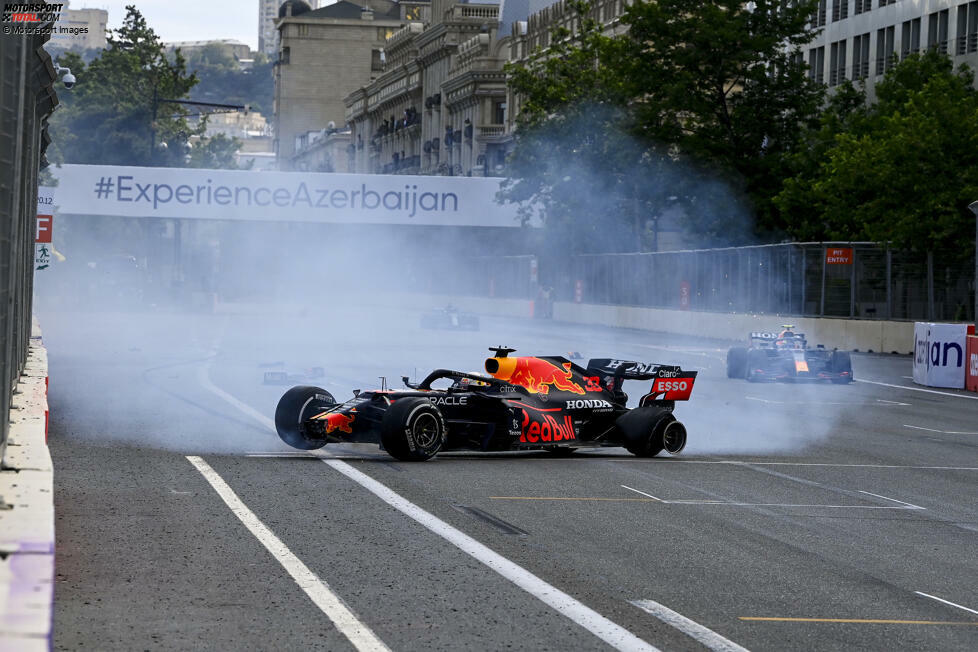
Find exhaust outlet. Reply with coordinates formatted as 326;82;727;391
661;420;687;454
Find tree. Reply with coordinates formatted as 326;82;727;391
48;5;201;167
188;132;245;169
775;51;978;257
500;1;664;253
183;46;274;118
610;0;823;240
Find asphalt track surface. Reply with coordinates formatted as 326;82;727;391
42;305;978;651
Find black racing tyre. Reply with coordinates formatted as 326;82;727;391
726;347;748;378
381;398;446;461
746;349;767;382
830;351;853;383
616;406;674;457
274;385;336;450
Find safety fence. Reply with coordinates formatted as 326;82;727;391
460;243;976;322
1;31;58;460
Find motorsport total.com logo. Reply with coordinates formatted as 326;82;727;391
92;174;461;217
1;3;63;22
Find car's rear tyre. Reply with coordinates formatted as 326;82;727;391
381;398;446;461
830;351;853;383
274;385;336;450
616;407;674;457
726;347;747;378
746;349;767;382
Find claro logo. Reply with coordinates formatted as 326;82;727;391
916;330;964;369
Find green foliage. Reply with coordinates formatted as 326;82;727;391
500;0;823;250
188;133;243;170
182;47;274;117
775;50;978;257
48;5;201;167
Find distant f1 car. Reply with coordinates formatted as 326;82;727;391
420;305;479;331
726;326;852;383
274;347;698;461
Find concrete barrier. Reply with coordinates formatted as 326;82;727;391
0;322;53;652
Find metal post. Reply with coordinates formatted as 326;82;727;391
801;247;807;315
927;251;935;321
850;245;856;318
886;248;892;320
787;246;793;315
969;201;978;324
820;244;827;316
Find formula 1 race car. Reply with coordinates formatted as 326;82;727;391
726;326;852;383
274;347;698;461
420;305;480;331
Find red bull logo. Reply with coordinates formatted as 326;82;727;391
520;411;576;443
485;356;585;395
323;412;355;434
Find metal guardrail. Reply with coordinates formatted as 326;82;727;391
1;32;57;462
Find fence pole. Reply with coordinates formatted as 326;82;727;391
820;245;827;316
850;245;856;318
801;247;807;315
927;252;935;321
886;248;892;320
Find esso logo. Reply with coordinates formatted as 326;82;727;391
657;380;688;392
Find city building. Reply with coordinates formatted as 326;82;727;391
259;0;322;59
291;128;354;172
273;0;420;169
46;1;107;51
805;0;978;98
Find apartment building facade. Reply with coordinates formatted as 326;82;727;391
805;0;978;96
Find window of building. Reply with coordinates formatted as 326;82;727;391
829;39;847;85
832;0;848;22
371;49;384;71
902;18;921;58
876;25;895;75
928;9;950;54
852;33;870;79
280;46;290;65
814;0;826;28
808;46;825;83
854;0;870;15
956;2;978;55
493;101;506;125
878;0;897;7
297;24;309;37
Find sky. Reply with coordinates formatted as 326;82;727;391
75;0;271;51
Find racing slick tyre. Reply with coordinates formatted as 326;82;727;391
616;407;675;457
726;347;748;378
746;349;767;382
274;386;337;450
381;398;447;462
829;351;853;384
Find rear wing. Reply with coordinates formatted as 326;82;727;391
586;358;697;401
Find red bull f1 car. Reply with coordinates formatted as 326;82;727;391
275;347;698;461
726;326;853;383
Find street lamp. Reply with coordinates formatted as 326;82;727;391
970;201;978;325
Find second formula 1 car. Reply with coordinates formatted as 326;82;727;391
274;347;698;461
420;305;480;331
726;325;852;383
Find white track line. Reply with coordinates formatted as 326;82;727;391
621;485;663;501
857;490;925;510
904;425;978;435
915;592;978;616
186;456;390;652
856;379;978;400
200;363;662;652
630;599;750;652
323;458;661;652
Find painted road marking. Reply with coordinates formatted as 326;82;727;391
186;456;390;652
621;485;663;501
905;424;978;435
858;490;925;510
740;617;978;625
746;396;910;407
915;592;978;616
491;496;657;502
493;496;922;510
856;379;978;400
631;599;749;652
200;362;662;652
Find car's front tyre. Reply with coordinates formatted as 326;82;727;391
381;398;446;461
274;386;336;450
